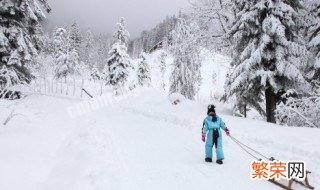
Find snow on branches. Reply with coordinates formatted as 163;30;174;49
224;0;308;123
0;0;51;88
106;42;132;88
169;19;202;100
113;18;130;46
307;0;320;80
137;52;151;87
276;88;320;128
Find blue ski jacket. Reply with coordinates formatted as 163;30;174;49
202;115;226;160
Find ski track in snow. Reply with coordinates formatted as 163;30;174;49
0;91;319;190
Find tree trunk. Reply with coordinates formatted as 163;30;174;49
265;83;277;123
238;103;247;118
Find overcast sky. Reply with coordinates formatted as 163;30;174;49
44;0;189;38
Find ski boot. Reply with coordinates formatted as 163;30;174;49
216;159;223;164
205;157;212;162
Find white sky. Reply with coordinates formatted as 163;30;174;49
44;0;189;37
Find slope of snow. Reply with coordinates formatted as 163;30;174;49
0;89;319;190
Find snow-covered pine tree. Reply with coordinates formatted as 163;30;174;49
169;19;202;100
41;34;55;55
105;18;132;92
137;52;151;87
113;18;130;46
69;21;82;54
52;28;72;79
106;42;132;89
224;0;307;123
274;0;320;128
83;28;94;68
52;28;69;53
96;34;108;70
308;0;320;81
0;0;51;89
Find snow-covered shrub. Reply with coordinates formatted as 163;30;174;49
276;89;320;128
90;67;102;81
169;93;187;105
0;65;22;99
0;66;20;98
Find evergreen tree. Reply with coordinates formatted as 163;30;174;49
106;43;132;88
169;19;202;100
224;0;307;123
105;18;132;92
53;28;80;79
96;34;108;70
83;27;94;68
308;0;320;81
113;18;130;46
69;21;82;53
137;52;151;86
0;0;51;88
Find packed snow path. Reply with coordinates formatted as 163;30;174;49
0;90;319;190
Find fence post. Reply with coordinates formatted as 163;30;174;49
44;78;46;94
73;78;76;96
60;78;63;94
80;79;84;98
51;79;54;93
66;82;69;95
55;79;58;93
39;79;42;93
65;78;69;95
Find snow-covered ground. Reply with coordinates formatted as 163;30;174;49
0;89;319;190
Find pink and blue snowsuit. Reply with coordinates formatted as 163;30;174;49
202;115;226;160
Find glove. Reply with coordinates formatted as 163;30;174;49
225;128;230;136
202;134;206;142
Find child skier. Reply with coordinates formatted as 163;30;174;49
202;105;230;164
